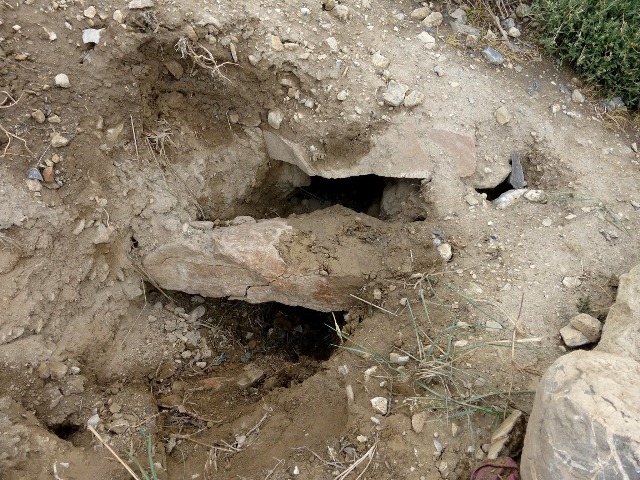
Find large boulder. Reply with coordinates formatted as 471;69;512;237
596;264;640;362
142;206;436;311
520;350;640;480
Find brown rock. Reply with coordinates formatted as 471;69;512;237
236;364;265;389
424;128;476;177
569;313;602;343
42;166;55;183
197;376;230;391
48;360;68;380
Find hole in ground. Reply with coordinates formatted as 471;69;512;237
51;422;83;442
475;176;515;201
287;174;387;217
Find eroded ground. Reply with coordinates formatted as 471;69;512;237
0;0;638;478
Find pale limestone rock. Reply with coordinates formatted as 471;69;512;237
521;350;640;480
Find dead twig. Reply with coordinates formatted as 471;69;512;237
175;37;237;82
87;425;141;480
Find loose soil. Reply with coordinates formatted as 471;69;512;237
0;0;638;479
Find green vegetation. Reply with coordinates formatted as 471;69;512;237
532;0;640;109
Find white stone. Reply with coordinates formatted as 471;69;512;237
50;133;69;147
82;28;101;44
54;73;70;88
418;31;436;48
437;243;452;261
325;36;338;51
495;106;511;125
370;396;388;414
382;80;409;107
562;276;582;289
83;6;97;18
371;52;390;69
113;9;125;23
128;0;154;9
267;110;284;129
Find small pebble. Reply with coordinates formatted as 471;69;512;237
51;133;69;147
481;46;504;65
267;110;284;129
54;73;70;88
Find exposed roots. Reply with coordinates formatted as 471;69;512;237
0;91;35;158
175;37;237;82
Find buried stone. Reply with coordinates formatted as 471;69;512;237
142;206;439;312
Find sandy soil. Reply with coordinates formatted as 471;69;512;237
0;0;638;478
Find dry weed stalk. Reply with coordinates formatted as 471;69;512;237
0;90;34;158
143;121;206;219
175;37;236;82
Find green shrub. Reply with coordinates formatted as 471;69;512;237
532;0;640;110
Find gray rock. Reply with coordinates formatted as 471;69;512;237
433;65;445;76
560;324;591;347
481;46;504;65
604;96;625;111
422;12;443;28
449;8;467;23
26;167;43;181
382;80;409;106
450;22;478;35
128;0;154;9
502;17;516;29
263;120;435;179
515;4;532;18
508;153;525;188
570;313;602;343
82;28;101;44
572;89;586;103
521;350;640;480
597;264;640;362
